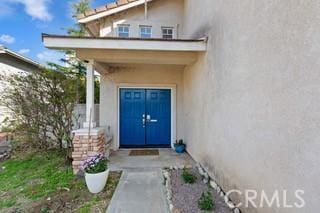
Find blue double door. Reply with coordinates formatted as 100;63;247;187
120;89;171;147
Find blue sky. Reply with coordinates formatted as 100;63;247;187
0;0;115;64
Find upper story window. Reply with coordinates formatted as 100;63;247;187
118;25;130;38
162;27;174;39
140;26;152;38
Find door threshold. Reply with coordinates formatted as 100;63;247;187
120;145;171;149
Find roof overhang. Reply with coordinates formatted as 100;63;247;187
42;34;207;66
0;46;40;68
42;34;207;52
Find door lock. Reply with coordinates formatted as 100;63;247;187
142;114;146;127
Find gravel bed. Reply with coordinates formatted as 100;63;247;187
170;168;232;213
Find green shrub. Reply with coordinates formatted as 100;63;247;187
40;207;51;213
0;68;78;150
198;191;214;211
182;168;197;184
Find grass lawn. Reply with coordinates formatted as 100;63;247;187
0;150;121;212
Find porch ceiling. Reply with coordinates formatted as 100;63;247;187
78;49;199;66
42;34;207;66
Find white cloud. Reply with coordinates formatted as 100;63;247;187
37;50;63;63
0;2;14;17
6;0;53;21
18;48;30;54
0;34;15;44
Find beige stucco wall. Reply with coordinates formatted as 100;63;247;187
99;0;184;38
99;64;184;150
182;1;320;213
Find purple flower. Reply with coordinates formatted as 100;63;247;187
80;153;107;173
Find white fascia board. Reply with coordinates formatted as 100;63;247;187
78;0;151;24
43;37;207;52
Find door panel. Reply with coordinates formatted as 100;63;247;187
120;88;171;147
146;89;171;146
120;89;146;146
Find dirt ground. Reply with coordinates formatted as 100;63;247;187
171;168;232;213
2;171;122;213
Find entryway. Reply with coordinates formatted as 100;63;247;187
120;88;171;148
108;149;195;170
106;149;195;213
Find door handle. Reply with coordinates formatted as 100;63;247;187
145;115;157;123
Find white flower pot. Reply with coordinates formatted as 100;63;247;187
85;169;109;194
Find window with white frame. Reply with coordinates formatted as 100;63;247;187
140;26;152;38
118;25;130;38
162;27;174;39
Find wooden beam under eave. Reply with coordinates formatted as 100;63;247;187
94;61;110;74
76;49;198;65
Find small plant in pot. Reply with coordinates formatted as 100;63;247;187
81;153;109;194
174;139;186;153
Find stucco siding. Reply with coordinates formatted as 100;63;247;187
99;0;184;38
182;1;320;213
100;65;184;150
0;56;37;74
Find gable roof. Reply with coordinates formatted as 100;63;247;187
0;46;40;68
77;0;154;24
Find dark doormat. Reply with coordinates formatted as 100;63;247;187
129;149;159;156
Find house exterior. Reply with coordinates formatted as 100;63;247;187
43;0;320;213
0;46;40;129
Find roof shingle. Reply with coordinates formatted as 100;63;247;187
77;0;142;20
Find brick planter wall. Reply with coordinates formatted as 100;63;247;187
72;128;105;174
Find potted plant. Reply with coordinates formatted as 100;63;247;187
81;153;109;194
174;139;186;153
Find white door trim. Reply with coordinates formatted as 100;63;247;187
115;83;177;149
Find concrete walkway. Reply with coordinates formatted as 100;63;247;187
106;168;169;213
108;149;194;171
106;149;195;213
